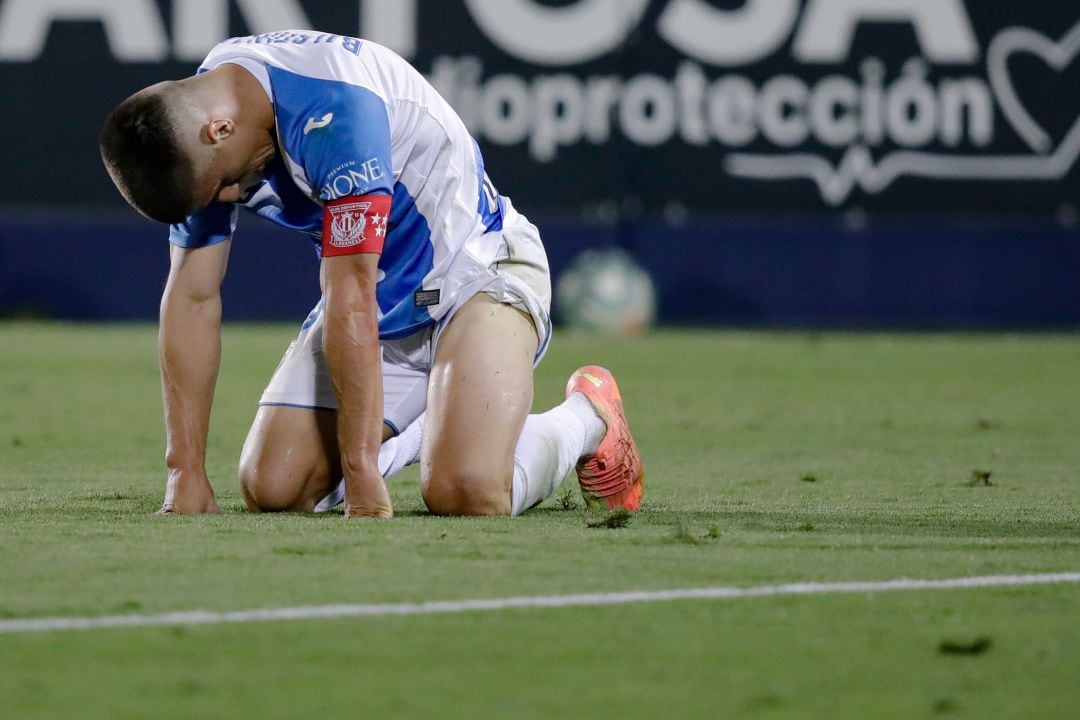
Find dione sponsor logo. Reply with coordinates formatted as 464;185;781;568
319;157;386;202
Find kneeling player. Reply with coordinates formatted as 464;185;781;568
99;31;643;517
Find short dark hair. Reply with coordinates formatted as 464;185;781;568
99;90;195;223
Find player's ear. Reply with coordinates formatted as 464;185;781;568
205;118;235;144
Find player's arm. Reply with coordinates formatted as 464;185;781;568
157;238;232;514
321;247;390;518
298;80;395;516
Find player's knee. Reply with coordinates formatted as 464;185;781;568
238;457;312;513
421;467;511;516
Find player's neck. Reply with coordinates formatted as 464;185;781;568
206;64;274;132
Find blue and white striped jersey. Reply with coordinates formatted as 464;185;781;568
169;31;509;340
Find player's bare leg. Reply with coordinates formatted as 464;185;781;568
239;406;397;512
421;294;538;515
239;406;342;512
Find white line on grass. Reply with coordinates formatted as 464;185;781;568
2;572;1078;634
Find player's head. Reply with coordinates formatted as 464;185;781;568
99;83;194;223
100;74;275;223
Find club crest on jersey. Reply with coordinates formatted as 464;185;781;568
328;201;372;248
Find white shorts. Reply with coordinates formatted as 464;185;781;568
259;209;552;435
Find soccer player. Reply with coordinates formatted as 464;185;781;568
99;31;643;518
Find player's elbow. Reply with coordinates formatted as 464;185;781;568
162;267;223;308
159;286;222;328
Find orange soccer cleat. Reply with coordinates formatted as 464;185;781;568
565;365;645;511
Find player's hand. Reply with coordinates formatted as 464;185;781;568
344;469;393;519
157;468;220;515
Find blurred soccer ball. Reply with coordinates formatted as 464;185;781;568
555;249;658;334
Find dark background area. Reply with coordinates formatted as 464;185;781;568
1;0;1077;325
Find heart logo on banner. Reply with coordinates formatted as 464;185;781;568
987;21;1080;154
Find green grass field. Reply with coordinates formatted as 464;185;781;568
2;323;1079;719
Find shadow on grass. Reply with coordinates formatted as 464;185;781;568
639;507;1080;541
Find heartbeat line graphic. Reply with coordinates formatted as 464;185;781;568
726;21;1080;206
726;120;1080;206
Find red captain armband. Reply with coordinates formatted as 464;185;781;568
321;194;392;257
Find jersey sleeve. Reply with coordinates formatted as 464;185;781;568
263;63;395;204
168;202;238;248
288;77;394;256
299;84;394;203
266;67;395;256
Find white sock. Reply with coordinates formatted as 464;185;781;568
509;393;606;516
382;413;424;477
313;413;426;512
